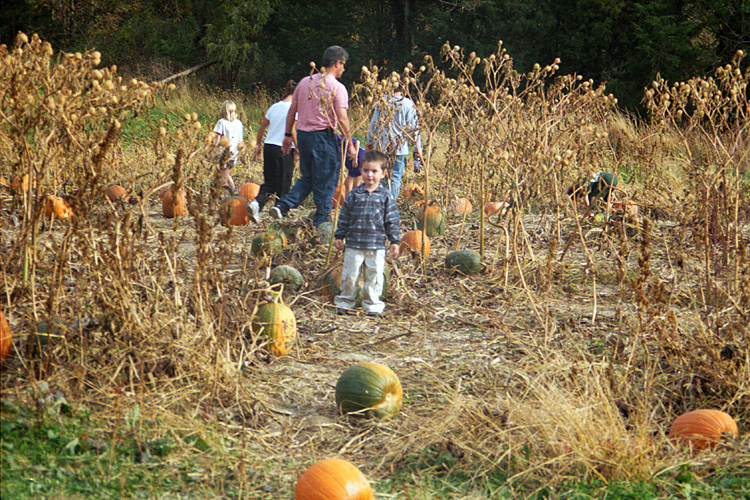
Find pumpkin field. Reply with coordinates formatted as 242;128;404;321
1;33;749;499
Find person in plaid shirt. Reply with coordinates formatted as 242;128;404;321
334;150;400;317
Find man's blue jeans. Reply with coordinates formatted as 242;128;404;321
277;130;340;226
385;154;406;199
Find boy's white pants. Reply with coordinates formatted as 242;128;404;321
334;248;386;314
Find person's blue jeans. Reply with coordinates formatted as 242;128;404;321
276;130;340;226
386;154;406;199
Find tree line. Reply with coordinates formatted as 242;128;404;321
1;0;748;111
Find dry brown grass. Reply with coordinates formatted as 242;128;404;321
1;33;748;496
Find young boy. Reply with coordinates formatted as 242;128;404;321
334;150;400;317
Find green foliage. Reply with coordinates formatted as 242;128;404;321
202;0;274;77
2;0;748;110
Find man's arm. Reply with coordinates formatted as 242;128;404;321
281;98;298;155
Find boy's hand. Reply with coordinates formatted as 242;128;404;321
389;243;399;258
334;239;344;251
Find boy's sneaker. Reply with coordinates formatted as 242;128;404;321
249;200;260;224
366;311;382;319
270;205;284;220
336;307;355;316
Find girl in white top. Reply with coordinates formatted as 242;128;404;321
212;100;245;192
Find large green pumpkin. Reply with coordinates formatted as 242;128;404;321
320;264;390;306
445;249;483;274
252;302;297;356
251;230;287;255
335;362;403;418
416;202;446;237
270;265;304;291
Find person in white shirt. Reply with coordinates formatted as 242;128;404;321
253;80;298;218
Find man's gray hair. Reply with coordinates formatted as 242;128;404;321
322;45;349;68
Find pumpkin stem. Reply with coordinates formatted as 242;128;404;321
269;286;285;305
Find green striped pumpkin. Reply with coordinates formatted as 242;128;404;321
416;201;446;237
335;362;403;418
252;302;297;356
251;230;287;255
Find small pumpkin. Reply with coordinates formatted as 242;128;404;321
332;183;345;209
251;230;287;255
104;184;130;203
399;230;430;257
252;301;297;356
416;201;445;237
270;265;304;291
403;183;425;201
162;186;187;218
448;195;473;214
238;182;260;201
668;409;739;451
484;201;509;216
445;249;483;274
45;195;74;220
158;182;174;199
0;308;12;362
611;199;640;220
219;195;250;226
335;362;403;418
320;264;390;306
11;174;37;194
294;458;373;500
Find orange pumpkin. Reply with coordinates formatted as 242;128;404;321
0;308;11;362
219;196;250;226
403;183;425;201
104;184;130;203
158;182;174;199
668;409;738;450
294;458;373;500
332;183;345;209
611;199;640;220
162;186;187;218
484;201;510;216
238;182;260;201
399;229;430;257
44;195;74;220
11;174;37;194
449;196;473;214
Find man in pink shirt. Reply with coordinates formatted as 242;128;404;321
272;45;359;227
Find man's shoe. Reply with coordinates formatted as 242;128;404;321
249;200;260;224
270;206;284;220
336;307;355;316
365;312;382;319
